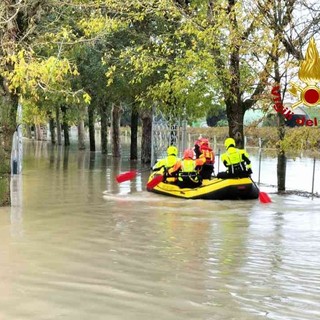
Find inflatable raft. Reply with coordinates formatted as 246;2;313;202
147;173;259;200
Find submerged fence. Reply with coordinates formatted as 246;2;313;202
151;129;319;197
252;150;319;197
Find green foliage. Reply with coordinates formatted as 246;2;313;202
102;1;221;120
4;50;79;98
280;127;320;154
216;119;228;127
1;0;319;139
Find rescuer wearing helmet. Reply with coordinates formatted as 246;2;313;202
216;137;252;179
194;138;202;159
194;137;215;179
152;145;180;182
168;148;205;188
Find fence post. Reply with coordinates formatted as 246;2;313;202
311;158;316;198
180;106;187;151
256;138;262;184
258;148;262;185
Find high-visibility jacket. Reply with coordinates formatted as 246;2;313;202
168;157;205;176
153;155;180;182
181;159;196;172
221;147;252;174
153;155;179;171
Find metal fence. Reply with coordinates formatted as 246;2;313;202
151;109;187;165
156;130;319;197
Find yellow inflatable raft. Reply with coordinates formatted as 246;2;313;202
147;172;259;200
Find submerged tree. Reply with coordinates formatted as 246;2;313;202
0;2;89;206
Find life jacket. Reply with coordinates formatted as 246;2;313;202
165;155;178;169
164;155;179;182
223;147;246;174
178;159;200;182
200;145;215;164
181;159;196;172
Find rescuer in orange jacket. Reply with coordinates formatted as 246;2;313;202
194;138;215;179
168;148;205;188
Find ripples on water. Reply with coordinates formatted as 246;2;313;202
0;142;320;320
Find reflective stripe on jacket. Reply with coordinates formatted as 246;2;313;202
224;149;242;165
221;147;250;174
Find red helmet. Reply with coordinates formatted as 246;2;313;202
200;138;209;146
183;149;194;159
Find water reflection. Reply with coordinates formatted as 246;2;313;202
10;175;23;238
1;140;319;320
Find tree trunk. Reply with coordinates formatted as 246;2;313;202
77;120;86;150
226;101;245;148
61;106;70;146
274;57;287;192
111;104;123;157
140;108;152;164
49;116;56;144
277;112;287;192
35;124;43;141
130;104;139;160
56;106;62;146
25;125;32;139
88;105;96;152
100;103;108;154
63;124;70;146
225;7;244;149
0;95;18;206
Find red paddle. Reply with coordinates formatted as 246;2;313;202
259;191;272;203
146;174;164;189
116;170;137;183
250;177;271;203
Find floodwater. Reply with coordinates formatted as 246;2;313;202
1;141;320;320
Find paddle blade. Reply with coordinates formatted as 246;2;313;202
116;170;137;183
259;192;272;203
146;175;163;190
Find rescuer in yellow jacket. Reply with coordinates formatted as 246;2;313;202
217;138;252;179
153;145;180;182
169;149;205;188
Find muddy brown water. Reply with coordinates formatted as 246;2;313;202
0;141;320;320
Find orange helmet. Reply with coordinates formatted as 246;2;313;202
183;149;194;159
